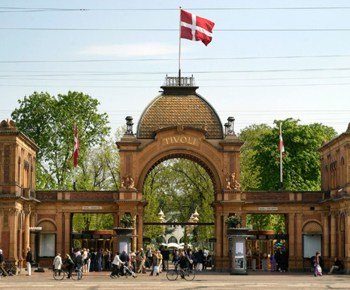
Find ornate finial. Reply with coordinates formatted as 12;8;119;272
125;116;134;135
0;119;16;130
226;117;236;136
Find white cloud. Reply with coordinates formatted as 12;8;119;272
80;42;178;57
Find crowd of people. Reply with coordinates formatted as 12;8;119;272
50;246;213;279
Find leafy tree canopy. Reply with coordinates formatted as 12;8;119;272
143;158;214;244
11;91;110;189
240;118;337;191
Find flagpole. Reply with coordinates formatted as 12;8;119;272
178;6;182;86
279;122;283;190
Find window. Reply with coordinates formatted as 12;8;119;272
39;234;56;257
303;234;321;258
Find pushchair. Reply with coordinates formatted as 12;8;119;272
120;264;137;278
110;264;136;278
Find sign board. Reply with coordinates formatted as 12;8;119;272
258;207;278;211
82;206;103;211
29;226;42;232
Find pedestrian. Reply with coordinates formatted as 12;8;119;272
53;253;63;274
0;249;8;276
25;247;33;276
111;252;124;277
328;257;343;274
313;251;322;277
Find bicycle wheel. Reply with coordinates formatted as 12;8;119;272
166;270;178;281
183;269;195;281
70;270;78;280
7;266;17;276
53;269;65;280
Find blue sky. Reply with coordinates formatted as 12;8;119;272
1;0;350;134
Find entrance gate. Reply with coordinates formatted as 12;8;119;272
4;76;350;272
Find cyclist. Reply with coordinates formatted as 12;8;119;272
74;250;83;276
178;251;189;279
64;254;75;279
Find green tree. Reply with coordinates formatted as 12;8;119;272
76;138;120;190
240;118;337;191
240;119;336;232
11;91;110;189
143;159;214;244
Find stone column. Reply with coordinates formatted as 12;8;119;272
112;213;119;253
330;213;336;258
215;212;223;258
344;212;350;260
222;213;229;260
8;208;19;263
136;214;143;250
0;209;3;247
132;214;137;252
322;213;329;259
56;212;63;255
23;206;31;250
64;212;71;255
295;213;303;269
288;213;295;269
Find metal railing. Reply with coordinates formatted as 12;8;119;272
163;76;195;87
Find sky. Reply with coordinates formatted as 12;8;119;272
1;0;350;135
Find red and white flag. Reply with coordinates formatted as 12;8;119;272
180;9;215;46
73;124;79;167
279;124;285;156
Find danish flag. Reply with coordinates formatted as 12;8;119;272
73;124;79;168
180;9;215;46
279;126;285;156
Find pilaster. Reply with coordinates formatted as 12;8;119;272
322;212;329;258
330;212;336;258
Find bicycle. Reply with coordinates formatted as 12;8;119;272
53;266;83;280
166;266;195;281
0;262;17;276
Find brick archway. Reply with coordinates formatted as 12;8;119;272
117;126;243;270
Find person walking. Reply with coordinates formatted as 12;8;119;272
25;247;33;276
53;253;63;274
313;251;322;277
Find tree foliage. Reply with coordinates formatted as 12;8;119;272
240;118;337;191
240;118;336;231
11;91;110;189
76;137;120;190
72;213;114;232
143;158;214;244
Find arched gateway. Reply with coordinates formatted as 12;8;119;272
117;76;243;270
1;76;350;272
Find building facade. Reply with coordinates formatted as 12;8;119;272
0;77;349;272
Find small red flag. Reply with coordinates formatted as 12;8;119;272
73;124;79;167
279;125;285;156
180;9;215;46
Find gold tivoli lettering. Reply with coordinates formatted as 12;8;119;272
163;136;198;146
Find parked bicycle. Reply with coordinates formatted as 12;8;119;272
166;266;195;281
0;262;16;277
53;266;83;280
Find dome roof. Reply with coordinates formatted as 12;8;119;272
137;80;223;139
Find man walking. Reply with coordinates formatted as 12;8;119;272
26;247;33;276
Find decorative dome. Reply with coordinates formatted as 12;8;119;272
137;77;223;139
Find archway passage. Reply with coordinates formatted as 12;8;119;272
142;158;215;251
